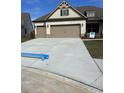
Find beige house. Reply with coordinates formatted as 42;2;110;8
33;1;103;38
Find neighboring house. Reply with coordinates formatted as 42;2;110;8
33;1;103;38
21;13;33;38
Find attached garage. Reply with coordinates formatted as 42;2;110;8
50;25;81;38
36;26;46;38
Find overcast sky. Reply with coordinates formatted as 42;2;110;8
21;0;103;20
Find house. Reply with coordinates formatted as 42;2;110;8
33;1;103;38
21;13;34;38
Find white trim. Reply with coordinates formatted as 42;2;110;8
34;26;37;36
35;23;44;26
47;20;85;25
46;24;50;35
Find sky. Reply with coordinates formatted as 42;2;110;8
21;0;103;20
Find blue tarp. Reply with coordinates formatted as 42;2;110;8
21;53;49;61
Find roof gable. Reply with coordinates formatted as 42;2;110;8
47;1;87;20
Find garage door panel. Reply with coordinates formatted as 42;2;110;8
51;25;80;38
37;26;46;38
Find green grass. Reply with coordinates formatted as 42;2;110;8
21;31;35;43
21;33;32;43
83;40;103;59
21;37;31;43
21;36;34;43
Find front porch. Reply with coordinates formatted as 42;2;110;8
85;20;103;38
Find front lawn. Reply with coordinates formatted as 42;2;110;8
21;37;33;43
21;31;35;43
83;40;103;59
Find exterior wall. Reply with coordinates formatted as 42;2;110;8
21;15;33;37
21;26;30;38
25;16;33;33
81;21;86;37
34;20;86;37
49;8;81;19
46;23;51;35
21;26;25;37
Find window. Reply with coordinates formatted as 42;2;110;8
61;9;69;16
86;11;95;17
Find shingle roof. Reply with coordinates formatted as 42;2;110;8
33;6;103;22
33;13;50;22
76;6;103;19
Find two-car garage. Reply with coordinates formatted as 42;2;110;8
36;24;81;38
51;25;80;38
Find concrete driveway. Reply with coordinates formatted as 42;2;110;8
21;38;103;92
22;66;93;93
